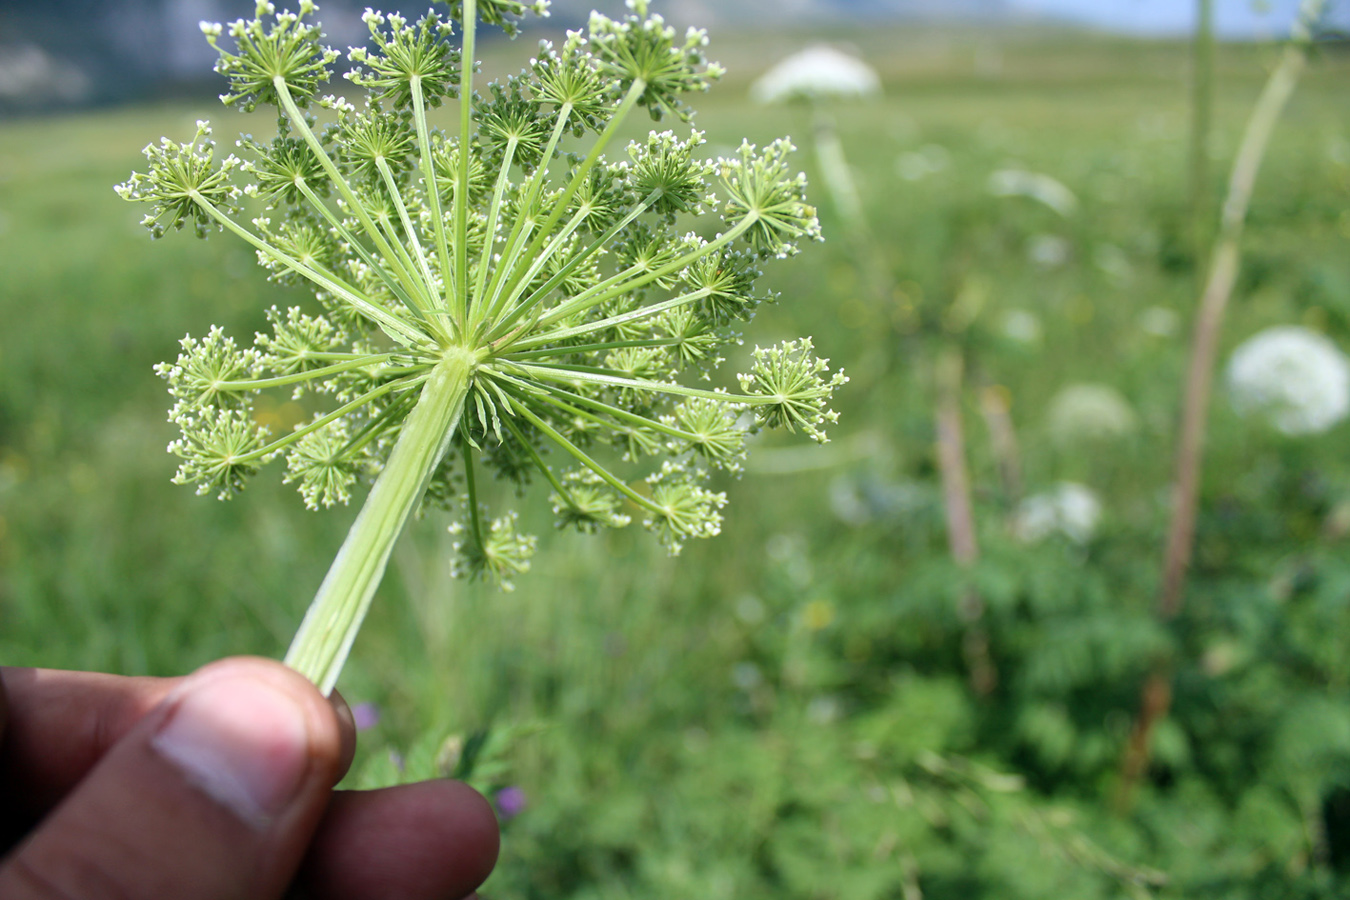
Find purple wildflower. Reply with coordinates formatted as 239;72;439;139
496;786;528;820
351;701;380;731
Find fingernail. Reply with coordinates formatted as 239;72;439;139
151;674;312;829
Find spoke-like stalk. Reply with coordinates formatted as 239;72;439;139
372;207;432;307
294;179;428;324
506;338;680;361
511;399;664;515
472;136;520;309
528;213;758;334
502;415;575;503
477;104;577;322
460;442;487;552
508;285;713;352
338;393;417;459
488;190;663;341
274;78;426;301
532;381;703;444
516;360;773;407
191;193;424;346
217;354;408;391
495;78;648;307
376;157;440;304
490;203;592;319
286;350;476;694
454;0;478;324
237;376;423;465
410;76;454;310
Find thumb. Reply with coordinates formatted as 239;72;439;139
0;657;342;900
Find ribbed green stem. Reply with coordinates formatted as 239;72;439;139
285;350;475;694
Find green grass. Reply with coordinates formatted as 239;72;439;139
3;27;1350;899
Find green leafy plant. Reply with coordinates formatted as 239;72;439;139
117;0;843;693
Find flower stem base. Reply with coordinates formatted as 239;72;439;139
285;350;474;694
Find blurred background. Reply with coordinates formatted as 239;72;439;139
3;0;1350;111
3;1;1350;897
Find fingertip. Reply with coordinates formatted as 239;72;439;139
300;780;501;900
0;667;10;749
180;657;345;789
328;689;358;781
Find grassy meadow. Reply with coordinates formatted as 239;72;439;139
3;23;1350;898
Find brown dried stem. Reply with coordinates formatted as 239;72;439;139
1117;1;1323;810
935;347;997;695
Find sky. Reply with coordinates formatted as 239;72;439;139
1009;0;1348;37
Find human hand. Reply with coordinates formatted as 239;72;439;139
0;657;499;899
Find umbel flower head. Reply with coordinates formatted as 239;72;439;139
117;0;840;691
1046;382;1138;447
749;44;881;105
1012;482;1102;545
1226;325;1350;436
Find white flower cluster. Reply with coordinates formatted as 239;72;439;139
1226;325;1350;436
987;168;1078;217
895;144;951;182
1139;306;1180;338
1046;383;1138;446
1012;482;1102;545
750;45;881;105
999;308;1042;345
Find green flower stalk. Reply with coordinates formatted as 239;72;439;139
118;0;844;694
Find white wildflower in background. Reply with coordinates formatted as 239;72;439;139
1226;325;1350;435
750;45;879;231
988;168;1078;217
828;474;933;526
1046;383;1138;445
1027;233;1070;268
1324;136;1349;167
1094;242;1133;281
999;308;1042;345
1012;482;1101;544
1139;306;1180;338
749;45;881;105
895;144;951;182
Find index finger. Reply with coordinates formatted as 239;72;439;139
0;667;178;820
0;666;358;826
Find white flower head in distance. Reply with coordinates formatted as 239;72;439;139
1046;383;1138;445
999;308;1042;345
988;168;1078;217
1013;482;1101;545
1028;233;1070;268
896;144;950;182
750;45;881;105
1227;326;1350;436
1139;306;1180;338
